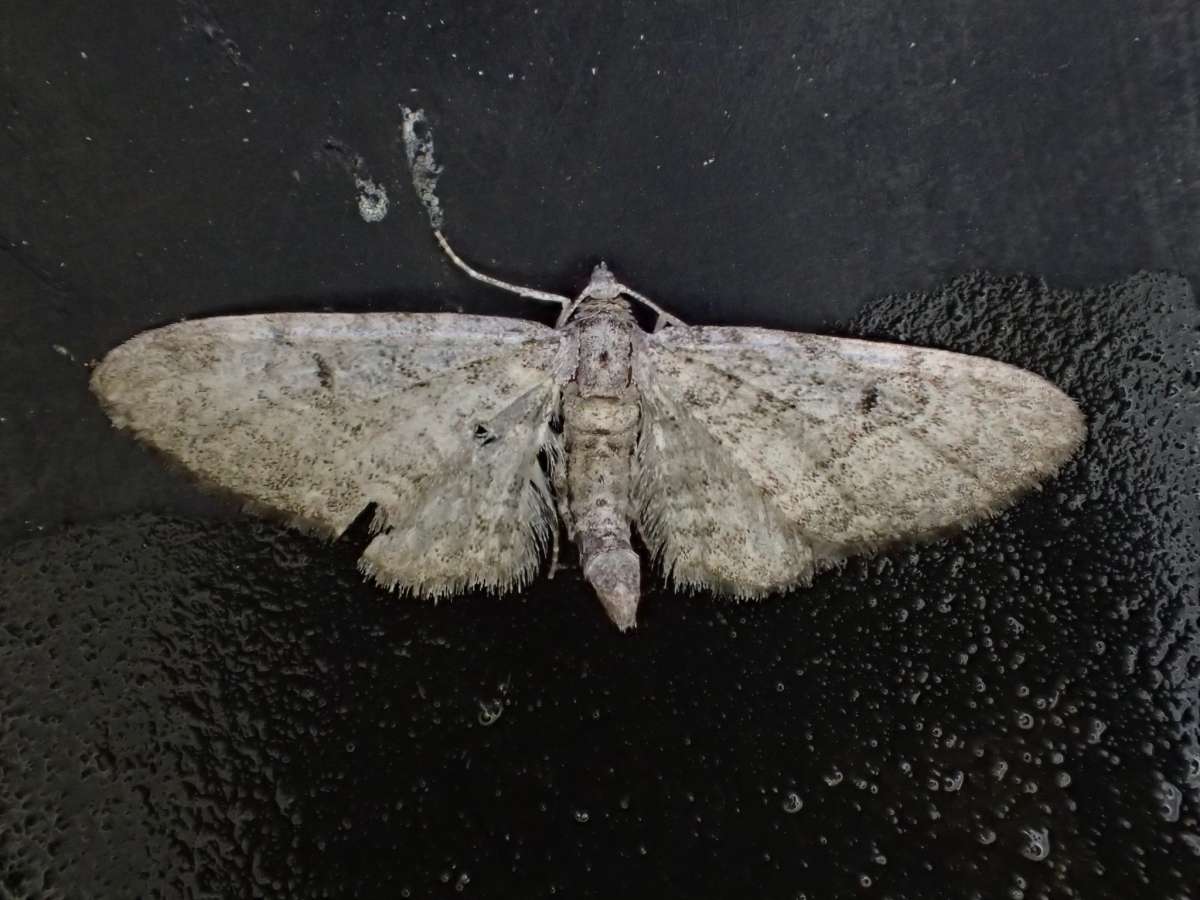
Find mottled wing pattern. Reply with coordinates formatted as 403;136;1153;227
633;326;1085;597
92;314;572;597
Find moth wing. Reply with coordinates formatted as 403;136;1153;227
633;325;1085;597
92;313;573;597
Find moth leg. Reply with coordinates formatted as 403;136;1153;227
554;286;596;328
653;312;679;332
553;455;575;537
548;462;573;578
615;283;687;331
548;518;561;579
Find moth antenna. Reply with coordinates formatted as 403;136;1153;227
432;229;574;310
401;106;573;312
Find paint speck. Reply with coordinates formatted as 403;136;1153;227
942;770;965;792
781;792;803;814
354;176;389;223
80;51;88;60
477;699;503;726
401;107;444;229
52;344;75;362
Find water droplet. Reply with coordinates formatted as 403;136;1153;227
1019;826;1051;861
1184;750;1200;783
1156;780;1182;822
1180;833;1200;857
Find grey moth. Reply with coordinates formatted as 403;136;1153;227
91;110;1085;631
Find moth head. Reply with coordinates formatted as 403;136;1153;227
583;261;622;301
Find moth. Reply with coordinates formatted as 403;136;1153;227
91;110;1086;631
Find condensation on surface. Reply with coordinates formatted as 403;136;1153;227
1;272;1198;897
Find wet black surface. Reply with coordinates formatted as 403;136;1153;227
3;1;1200;898
3;272;1198;898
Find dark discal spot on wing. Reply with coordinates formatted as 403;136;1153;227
313;353;334;390
859;384;880;414
473;423;498;446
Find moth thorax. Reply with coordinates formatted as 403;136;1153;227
573;295;636;325
571;300;636;399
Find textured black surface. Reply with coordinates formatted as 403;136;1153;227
3;2;1200;898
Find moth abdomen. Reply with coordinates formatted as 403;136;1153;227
561;393;638;435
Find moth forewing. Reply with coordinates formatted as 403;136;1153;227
91;313;571;595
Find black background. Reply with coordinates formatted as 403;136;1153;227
2;2;1199;898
